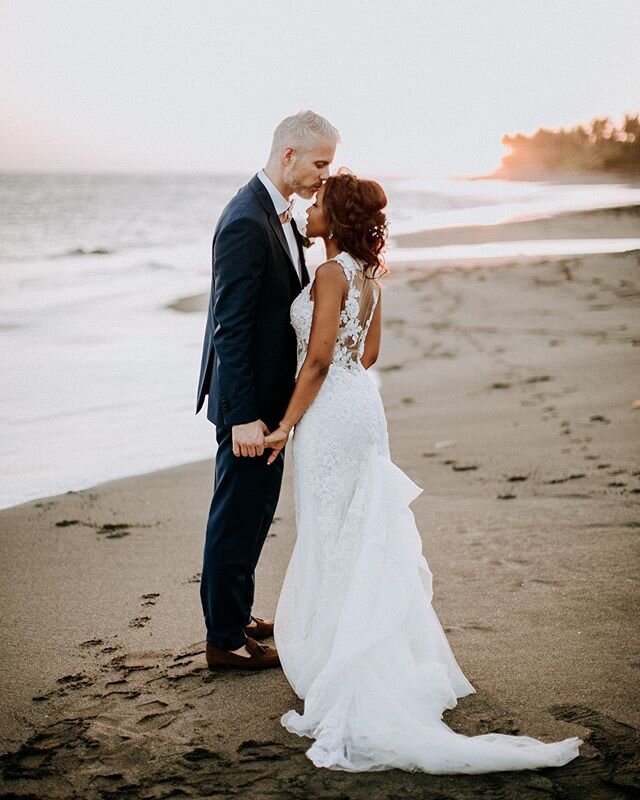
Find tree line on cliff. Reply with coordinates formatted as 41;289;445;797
494;114;640;178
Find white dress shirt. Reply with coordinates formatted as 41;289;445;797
257;169;302;282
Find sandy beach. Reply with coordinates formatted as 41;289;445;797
1;206;639;797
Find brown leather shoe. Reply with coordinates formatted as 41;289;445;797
243;615;274;640
206;636;280;670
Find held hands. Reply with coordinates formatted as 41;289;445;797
232;420;271;457
263;425;291;465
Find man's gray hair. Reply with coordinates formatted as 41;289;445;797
270;110;340;156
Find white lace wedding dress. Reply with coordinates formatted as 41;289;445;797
274;250;582;773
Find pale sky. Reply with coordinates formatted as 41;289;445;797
1;0;639;177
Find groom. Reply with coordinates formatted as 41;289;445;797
196;110;339;670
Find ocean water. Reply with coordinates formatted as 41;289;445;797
2;172;640;509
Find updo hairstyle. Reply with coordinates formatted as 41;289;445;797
322;172;389;279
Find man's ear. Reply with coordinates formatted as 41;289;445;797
282;147;295;164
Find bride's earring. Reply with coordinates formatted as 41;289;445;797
328;230;334;240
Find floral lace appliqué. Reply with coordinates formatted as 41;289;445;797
290;251;379;376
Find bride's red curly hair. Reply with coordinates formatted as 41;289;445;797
322;173;389;279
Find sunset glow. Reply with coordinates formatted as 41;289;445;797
1;0;638;177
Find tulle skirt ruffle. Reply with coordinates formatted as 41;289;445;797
275;444;582;773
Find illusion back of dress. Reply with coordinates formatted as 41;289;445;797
292;251;379;376
333;261;379;368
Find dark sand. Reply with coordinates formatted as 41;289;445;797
1;248;639;799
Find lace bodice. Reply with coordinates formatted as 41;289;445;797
290;251;380;376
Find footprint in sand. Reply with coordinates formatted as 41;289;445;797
544;473;586;484
173;644;206;662
78;638;103;648
128;616;151;629
137;699;168;711
523;374;552;385
135;709;180;730
102;688;141;700
98;523;131;539
32;672;94;700
89;774;128;790
1;718;91;780
182;746;229;764
108;651;165;676
141;592;160;607
236;739;297;763
56;672;93;689
549;703;640;785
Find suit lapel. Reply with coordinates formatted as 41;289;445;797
249;174;302;289
267;215;298;275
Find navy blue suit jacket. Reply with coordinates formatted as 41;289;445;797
196;174;310;432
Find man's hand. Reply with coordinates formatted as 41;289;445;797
232;420;270;457
263;426;290;465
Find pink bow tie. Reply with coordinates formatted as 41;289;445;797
279;200;294;224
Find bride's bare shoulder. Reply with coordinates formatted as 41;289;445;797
313;259;349;288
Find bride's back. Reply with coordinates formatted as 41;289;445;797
330;251;380;371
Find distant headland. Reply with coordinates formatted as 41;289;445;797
488;114;640;181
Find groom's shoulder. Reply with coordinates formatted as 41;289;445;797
217;176;265;231
222;176;262;216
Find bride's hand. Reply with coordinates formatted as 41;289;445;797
264;426;291;465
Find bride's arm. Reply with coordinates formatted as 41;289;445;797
264;260;346;465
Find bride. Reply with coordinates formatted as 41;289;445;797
263;171;582;774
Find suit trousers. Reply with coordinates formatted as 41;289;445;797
200;424;285;650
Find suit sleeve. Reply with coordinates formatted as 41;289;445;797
212;216;267;426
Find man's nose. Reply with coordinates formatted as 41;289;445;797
319;166;330;181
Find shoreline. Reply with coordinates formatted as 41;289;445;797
2;202;640;513
392;204;640;248
1;248;638;796
474;169;640;185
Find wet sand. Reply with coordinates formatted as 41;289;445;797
1;247;639;798
393;204;640;248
